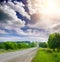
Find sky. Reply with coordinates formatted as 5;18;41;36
0;0;60;42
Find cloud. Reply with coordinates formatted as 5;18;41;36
0;29;7;34
27;0;36;15
0;0;49;41
7;1;30;19
0;36;47;42
27;0;60;31
0;4;25;27
0;37;24;42
0;2;48;39
0;0;60;41
0;10;13;23
49;23;60;33
26;0;60;42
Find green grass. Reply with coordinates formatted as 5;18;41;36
32;48;60;62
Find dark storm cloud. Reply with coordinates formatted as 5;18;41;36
0;0;5;2
0;10;13;23
0;0;8;3
0;0;27;4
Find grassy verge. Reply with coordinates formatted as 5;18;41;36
32;48;60;62
0;48;28;54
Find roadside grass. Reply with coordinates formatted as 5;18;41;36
32;48;60;62
0;48;28;54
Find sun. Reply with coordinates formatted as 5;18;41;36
40;0;58;15
32;0;59;16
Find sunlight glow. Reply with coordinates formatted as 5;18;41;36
31;0;60;16
31;0;60;28
40;0;58;15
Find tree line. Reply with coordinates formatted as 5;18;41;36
0;41;37;50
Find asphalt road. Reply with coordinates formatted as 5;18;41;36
0;48;37;62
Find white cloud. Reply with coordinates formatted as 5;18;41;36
27;0;36;15
0;36;47;42
0;37;24;41
0;29;7;34
49;23;60;33
7;1;30;19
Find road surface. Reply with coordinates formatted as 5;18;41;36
0;48;37;62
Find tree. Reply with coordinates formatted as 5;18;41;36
48;33;60;51
39;42;47;48
0;42;5;49
30;42;37;47
4;42;17;50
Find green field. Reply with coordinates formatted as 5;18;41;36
32;48;60;62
